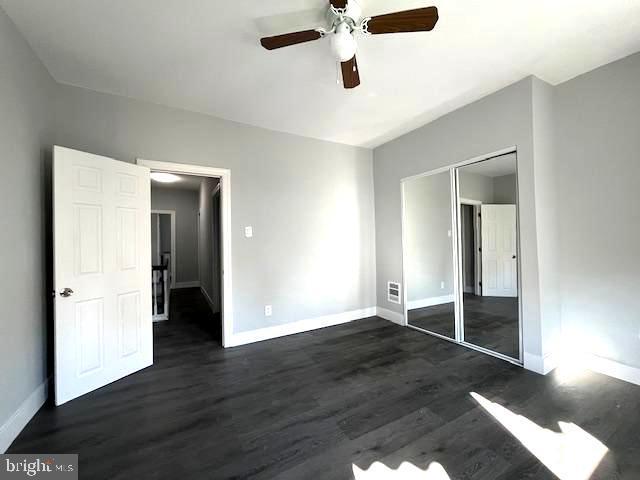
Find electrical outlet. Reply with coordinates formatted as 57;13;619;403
265;305;272;317
245;226;253;238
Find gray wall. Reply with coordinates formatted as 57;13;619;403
198;177;221;312
151;186;200;284
459;172;517;205
404;171;455;302
459;171;494;203
373;77;552;367
53;84;376;334
555;52;640;369
0;7;54;441
493;174;518;204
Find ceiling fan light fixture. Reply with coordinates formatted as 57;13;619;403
331;23;357;62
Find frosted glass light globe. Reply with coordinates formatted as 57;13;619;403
331;24;357;62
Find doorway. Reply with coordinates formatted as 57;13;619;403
151;210;175;321
401;149;522;365
138;159;233;347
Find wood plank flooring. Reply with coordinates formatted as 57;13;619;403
8;289;640;479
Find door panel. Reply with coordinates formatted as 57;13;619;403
54;146;152;405
481;205;517;297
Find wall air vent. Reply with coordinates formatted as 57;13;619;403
387;281;401;305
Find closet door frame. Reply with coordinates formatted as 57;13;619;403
400;146;523;367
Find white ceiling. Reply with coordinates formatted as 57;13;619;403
2;0;640;148
461;153;516;177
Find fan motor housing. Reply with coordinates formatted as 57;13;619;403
327;0;362;27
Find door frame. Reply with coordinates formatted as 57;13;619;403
138;159;233;347
459;198;482;297
151;209;176;289
400;146;523;367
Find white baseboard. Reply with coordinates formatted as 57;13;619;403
376;307;405;325
407;294;455;311
523;351;557;375
200;286;219;315
0;378;49;453
227;307;376;347
173;281;200;289
586;354;640;386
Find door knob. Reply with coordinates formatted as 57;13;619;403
59;288;74;298
512;255;517;259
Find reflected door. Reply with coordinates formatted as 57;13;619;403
481;205;517;297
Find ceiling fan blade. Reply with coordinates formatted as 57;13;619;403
365;7;439;34
260;29;322;50
330;0;348;9
341;55;360;89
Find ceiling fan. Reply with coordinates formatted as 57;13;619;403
260;0;439;89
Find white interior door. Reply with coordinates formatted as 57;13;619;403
481;204;517;297
54;146;152;405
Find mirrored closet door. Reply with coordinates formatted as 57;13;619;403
456;153;521;361
403;170;457;339
402;151;522;364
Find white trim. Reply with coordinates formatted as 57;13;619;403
174;281;201;289
0;378;49;453
407;294;455;310
400;146;518;184
524;351;557;375
201;285;216;314
459;197;483;206
137;159;233;348
151;209;176;289
226;307;376;347
376;307;405;325
586;355;640;386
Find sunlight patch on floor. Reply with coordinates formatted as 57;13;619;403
470;392;608;480
353;461;451;480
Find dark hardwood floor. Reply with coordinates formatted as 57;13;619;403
409;294;519;359
9;288;640;479
463;294;519;358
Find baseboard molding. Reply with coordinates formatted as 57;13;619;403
586;354;640;387
523;351;557;375
227;307;376;347
407;294;455;310
376;307;405;325
200;286;219;315
0;377;49;453
173;281;200;289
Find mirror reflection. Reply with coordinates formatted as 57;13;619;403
458;153;520;359
404;170;456;338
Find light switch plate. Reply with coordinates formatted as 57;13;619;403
245;226;253;238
